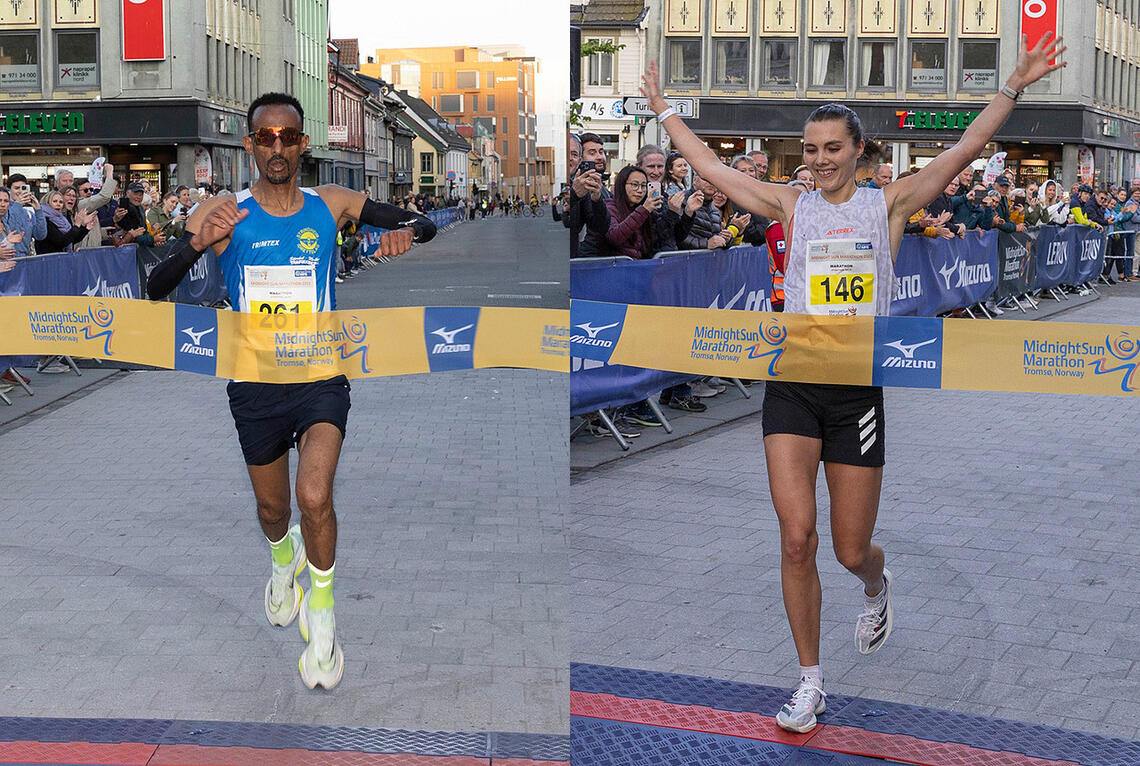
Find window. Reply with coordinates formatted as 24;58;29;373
667;39;701;84
811;40;846;88
519;138;526;157
486;94;494;110
762;41;796;86
439;94;463;112
457;70;478;89
519;90;525;109
586;37;614;86
471;94;478;110
502;117;508;134
420;152;433;173
714;39;748;86
502;139;509;155
860;41;895;88
486;71;495;86
910;40;947;89
473;116;495;136
960;41;997;91
0;32;39;91
432;71;444;88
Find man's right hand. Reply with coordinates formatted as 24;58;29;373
190;198;250;250
684;190;704;215
572;169;602;201
113;207;128;223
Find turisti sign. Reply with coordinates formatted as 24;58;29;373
0;112;85;135
895;110;979;130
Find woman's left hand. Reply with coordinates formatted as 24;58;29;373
1009;31;1067;90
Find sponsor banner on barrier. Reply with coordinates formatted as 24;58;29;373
995;232;1035;301
569;299;1140;397
358;207;462;256
0;297;568;382
569;301;628;363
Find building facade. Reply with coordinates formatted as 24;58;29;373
609;0;1140;187
361;46;539;198
0;0;342;193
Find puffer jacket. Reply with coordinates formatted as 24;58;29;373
682;197;726;250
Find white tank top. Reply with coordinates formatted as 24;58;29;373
783;186;894;317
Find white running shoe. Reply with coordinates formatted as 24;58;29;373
855;567;894;655
775;676;826;733
264;524;306;627
298;592;344;690
690;380;719;397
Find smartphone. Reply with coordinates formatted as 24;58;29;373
576;161;596;178
647;180;661;199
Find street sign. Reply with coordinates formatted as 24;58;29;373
621;96;698;119
447;171;456;180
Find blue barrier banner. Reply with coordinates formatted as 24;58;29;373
0;246;140;299
891;230;997;316
359;206;460;256
994;231;1035;301
135;244;227;305
1033;225;1073;289
1069;225;1108;285
569;246;773;416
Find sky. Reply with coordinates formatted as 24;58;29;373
329;0;569;169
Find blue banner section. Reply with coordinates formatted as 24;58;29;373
0;246;141;299
1070;226;1108;285
424;305;480;372
173;303;219;376
569;246;773;416
1032;225;1074;290
891;230;998;316
359;206;461;256
872;316;944;389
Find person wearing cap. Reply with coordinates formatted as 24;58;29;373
113;181;156;247
989;176;1024;233
1070;184;1107;230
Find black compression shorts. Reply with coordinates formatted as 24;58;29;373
762;381;885;467
227;375;351;466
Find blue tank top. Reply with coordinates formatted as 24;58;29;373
219;187;339;313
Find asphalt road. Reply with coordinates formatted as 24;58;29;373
336;213;568;310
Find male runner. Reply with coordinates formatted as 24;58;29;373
147;92;435;689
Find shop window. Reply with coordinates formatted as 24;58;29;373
586;37;614;87
713;39;749;86
420;152;433;173
456;70;478;89
486;94;494;110
471;94;478;111
860;41;895;88
910;40;946;90
667;39;701;85
960;41;997;91
762;41;797;86
439;94;463;112
56;31;99;89
811;40;846;89
0;32;40;91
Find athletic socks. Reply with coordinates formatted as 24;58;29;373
800;665;823;687
268;530;294;566
308;562;335;610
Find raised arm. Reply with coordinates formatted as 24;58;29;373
640;62;800;223
885;32;1066;227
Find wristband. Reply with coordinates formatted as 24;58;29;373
657;107;678;123
1000;84;1021;101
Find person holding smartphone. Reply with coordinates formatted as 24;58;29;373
146;191;188;245
2;174;47;258
569;132;611;258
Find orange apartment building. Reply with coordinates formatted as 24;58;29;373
360;46;539;199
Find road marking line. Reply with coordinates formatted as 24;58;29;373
488;294;542;299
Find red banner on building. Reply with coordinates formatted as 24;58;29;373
122;0;166;61
1020;0;1058;50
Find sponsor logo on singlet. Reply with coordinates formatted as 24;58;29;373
297;227;320;255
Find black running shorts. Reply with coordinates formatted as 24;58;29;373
226;375;351;466
762;380;885;467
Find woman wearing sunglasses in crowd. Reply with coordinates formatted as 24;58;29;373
145;92;438;692
641;33;1065;733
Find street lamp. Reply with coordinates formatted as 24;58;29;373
621;124;630;140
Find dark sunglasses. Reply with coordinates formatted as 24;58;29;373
249;126;304;147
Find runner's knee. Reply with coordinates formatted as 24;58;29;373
781;527;818;566
834;543;871;573
296;484;333;517
256;500;290;526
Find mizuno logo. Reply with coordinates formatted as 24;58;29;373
884;338;936;359
180;326;215;346
82;277;133;299
939;258;991;290
431;324;474;345
82;278;102;297
709;284;747;310
575;321;619;339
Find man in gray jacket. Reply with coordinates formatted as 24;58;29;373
75;162;117;250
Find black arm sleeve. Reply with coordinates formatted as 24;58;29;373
359;198;436;244
146;231;204;300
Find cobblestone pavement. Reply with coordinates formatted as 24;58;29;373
0;368;567;735
571;292;1140;740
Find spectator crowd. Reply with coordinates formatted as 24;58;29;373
566;129;1140;441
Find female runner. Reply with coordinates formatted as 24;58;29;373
642;32;1065;732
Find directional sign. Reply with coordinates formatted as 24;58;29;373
621;96;698;119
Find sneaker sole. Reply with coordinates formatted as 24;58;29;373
856;570;894;655
298;641;344;690
775;699;826;733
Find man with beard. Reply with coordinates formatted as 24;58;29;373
146;92;436;690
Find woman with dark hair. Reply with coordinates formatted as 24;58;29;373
663;152;690;197
643;33;1065;732
602;165;659;258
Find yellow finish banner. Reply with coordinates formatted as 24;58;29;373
570;299;1140;396
1;297;569;381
